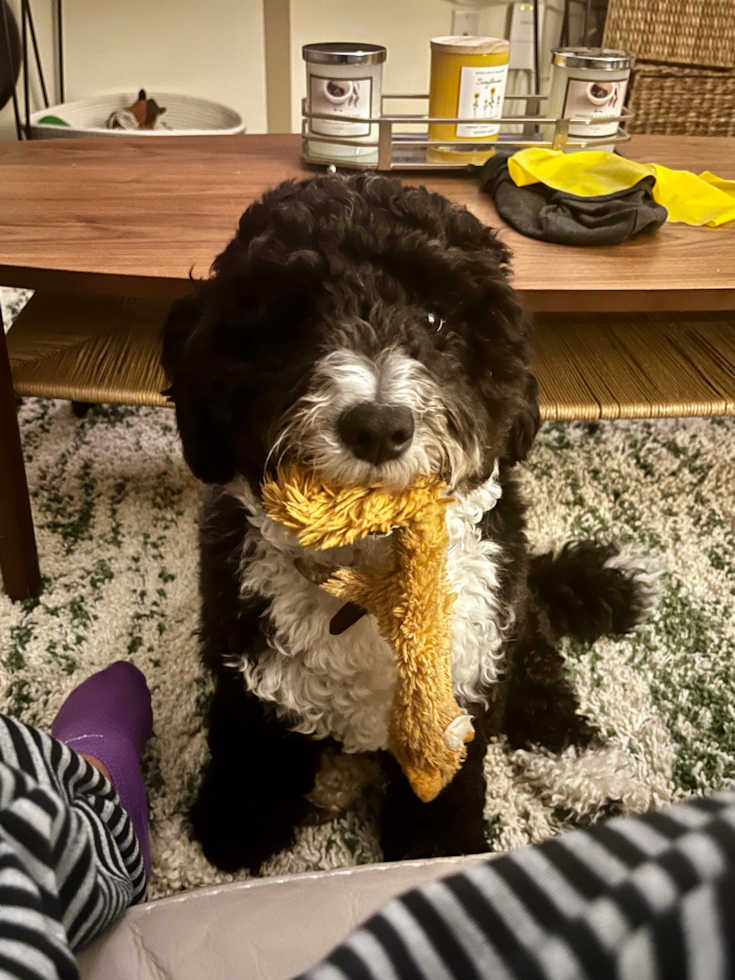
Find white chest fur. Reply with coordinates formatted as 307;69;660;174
229;474;509;753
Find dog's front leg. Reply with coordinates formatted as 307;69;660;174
190;666;323;874
379;728;491;861
502;611;598;754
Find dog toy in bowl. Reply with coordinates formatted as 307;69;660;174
262;465;474;803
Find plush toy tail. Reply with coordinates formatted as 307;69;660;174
323;502;474;802
263;467;474;802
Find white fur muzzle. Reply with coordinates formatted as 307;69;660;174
227;470;510;754
270;348;482;492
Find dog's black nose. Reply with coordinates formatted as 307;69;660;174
338;402;415;466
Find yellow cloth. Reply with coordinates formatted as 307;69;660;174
507;148;735;228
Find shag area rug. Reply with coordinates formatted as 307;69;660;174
3;286;735;899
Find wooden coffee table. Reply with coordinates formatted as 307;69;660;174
1;133;734;599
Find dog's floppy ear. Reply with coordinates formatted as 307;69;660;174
161;294;237;485
505;372;540;465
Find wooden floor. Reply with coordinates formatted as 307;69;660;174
7;293;735;420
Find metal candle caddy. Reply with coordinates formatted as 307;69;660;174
301;93;634;171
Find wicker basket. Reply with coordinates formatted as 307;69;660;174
29;92;245;139
626;63;735;136
604;0;735;69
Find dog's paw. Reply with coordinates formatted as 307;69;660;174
382;821;490;862
189;767;303;874
380;796;489;862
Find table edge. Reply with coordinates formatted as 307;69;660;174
3;265;734;312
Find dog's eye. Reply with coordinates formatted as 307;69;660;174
426;312;444;334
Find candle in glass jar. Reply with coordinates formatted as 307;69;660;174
546;47;634;152
428;36;509;164
303;42;386;163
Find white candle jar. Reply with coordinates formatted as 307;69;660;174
303;42;386;163
546;47;635;153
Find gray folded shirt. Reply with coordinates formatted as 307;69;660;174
477;148;668;246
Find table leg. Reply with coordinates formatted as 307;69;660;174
0;306;40;600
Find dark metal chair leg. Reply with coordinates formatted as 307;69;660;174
0;309;40;600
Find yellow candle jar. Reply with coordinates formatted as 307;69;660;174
428;36;510;164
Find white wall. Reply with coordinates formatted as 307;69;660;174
1;0;578;141
0;0;267;140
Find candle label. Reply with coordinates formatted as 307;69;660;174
456;65;508;138
563;77;628;137
308;75;372;137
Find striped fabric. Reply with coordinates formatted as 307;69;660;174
301;793;735;980
0;715;146;980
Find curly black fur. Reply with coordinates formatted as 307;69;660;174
162;173;652;874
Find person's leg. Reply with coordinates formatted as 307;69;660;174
0;662;152;980
51;661;153;878
0;754;134;980
297;790;735;980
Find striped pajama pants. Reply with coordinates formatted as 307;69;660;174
0;714;146;980
3;707;735;980
301;792;735;980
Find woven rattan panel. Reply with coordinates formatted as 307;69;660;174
627;64;735;136
604;0;735;69
535;311;735;419
7;292;171;407
7;293;735;422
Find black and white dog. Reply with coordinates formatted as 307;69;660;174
163;173;650;874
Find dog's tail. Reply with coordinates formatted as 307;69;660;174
528;540;660;644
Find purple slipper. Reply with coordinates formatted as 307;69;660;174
52;661;153;877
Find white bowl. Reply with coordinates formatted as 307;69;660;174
29;92;245;138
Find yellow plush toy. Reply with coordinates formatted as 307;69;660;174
262;466;474;803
